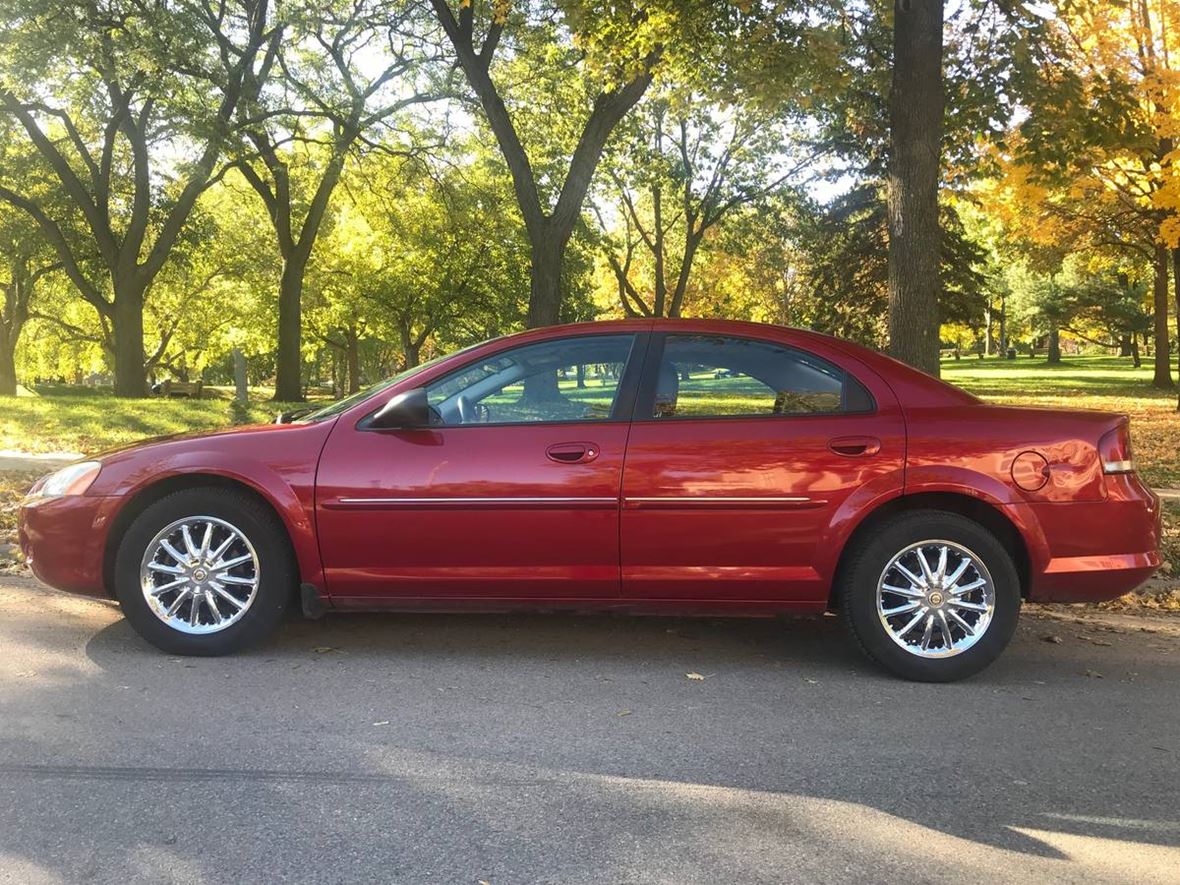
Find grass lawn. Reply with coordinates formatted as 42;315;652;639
0;385;311;455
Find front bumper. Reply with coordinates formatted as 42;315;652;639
19;494;121;597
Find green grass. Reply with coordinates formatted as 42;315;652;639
0;389;311;455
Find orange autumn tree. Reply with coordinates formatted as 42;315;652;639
1013;0;1180;396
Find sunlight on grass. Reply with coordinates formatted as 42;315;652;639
0;391;305;455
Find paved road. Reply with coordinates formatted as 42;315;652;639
1;577;1178;884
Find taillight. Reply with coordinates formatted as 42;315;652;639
1098;425;1133;474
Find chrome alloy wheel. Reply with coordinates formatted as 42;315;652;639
876;540;995;659
139;516;260;635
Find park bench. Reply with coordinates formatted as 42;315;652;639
152;379;204;398
939;347;985;360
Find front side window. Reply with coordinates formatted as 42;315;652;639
649;334;872;419
426;334;636;425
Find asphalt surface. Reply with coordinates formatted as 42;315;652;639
1;576;1178;884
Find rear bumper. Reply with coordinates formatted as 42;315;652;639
19;494;119;597
1016;478;1162;603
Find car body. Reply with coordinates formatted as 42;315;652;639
19;319;1162;680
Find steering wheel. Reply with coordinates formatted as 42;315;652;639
456;394;488;424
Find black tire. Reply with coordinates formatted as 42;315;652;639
839;510;1020;682
113;487;296;655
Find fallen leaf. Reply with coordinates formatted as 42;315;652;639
616;710;632;717
804;678;818;684
1084;669;1104;679
373;721;390;727
1040;634;1062;644
312;646;336;654
685;672;709;681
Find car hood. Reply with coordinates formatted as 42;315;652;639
89;421;315;462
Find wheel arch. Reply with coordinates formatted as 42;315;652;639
102;472;312;599
829;491;1031;607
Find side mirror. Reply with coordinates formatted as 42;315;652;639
370;387;432;429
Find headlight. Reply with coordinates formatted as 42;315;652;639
28;461;102;499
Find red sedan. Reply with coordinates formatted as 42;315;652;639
19;319;1161;680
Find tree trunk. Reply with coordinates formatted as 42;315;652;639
233;349;248;403
0;325;17;396
526;238;563;328
346;330;360;395
273;258;306;401
1047;319;1061;363
984;305;993;356
887;0;944;377
1152;244;1173;389
1119;335;1132;357
1173;248;1180;410
397;322;423;370
112;289;147;397
1131;334;1141;368
998;290;1007;355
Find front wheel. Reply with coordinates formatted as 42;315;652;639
113;487;296;655
839;511;1021;682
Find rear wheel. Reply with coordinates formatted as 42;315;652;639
113;487;296;655
839;510;1020;681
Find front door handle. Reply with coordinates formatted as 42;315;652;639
828;435;881;457
546;442;600;464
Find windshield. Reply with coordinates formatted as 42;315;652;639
299;339;491;422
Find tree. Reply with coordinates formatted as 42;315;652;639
798;185;986;346
887;0;944;375
238;0;441;401
594;93;814;317
428;0;664;329
0;0;277;395
1012;0;1180;394
299;136;536;391
0;216;59;394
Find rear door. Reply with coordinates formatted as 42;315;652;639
620;332;904;603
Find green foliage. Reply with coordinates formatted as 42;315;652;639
0;0;1174;413
793;185;988;345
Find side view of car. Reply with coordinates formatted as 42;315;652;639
19;319;1162;681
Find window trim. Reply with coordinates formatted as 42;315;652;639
632;332;877;424
358;331;651;432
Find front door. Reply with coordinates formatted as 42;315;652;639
620;332;904;603
316;332;645;600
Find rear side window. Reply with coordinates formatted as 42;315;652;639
648;334;874;419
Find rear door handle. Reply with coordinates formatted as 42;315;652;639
546;442;600;464
828;435;881;457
